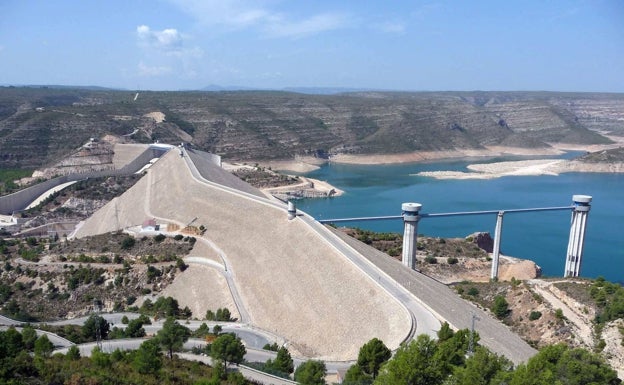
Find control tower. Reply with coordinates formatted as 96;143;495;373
402;202;422;270
564;195;592;277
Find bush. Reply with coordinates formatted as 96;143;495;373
492;295;510;319
447;257;459;265
153;234;166;243
467;287;479;297
424;256;437;264
174;234;184;241
176;258;188;272
529;311;542;321
263;342;279;351
120;236;135;250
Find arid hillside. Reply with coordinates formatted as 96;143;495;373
1;87;622;169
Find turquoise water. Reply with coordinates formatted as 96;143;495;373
295;158;624;283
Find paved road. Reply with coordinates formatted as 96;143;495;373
0;313;273;350
329;227;537;364
54;339;297;385
26;181;77;209
0;325;74;348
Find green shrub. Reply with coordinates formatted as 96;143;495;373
447;257;459;265
492;295;510;319
424;256;437;264
529;311;542;321
120;236;135;250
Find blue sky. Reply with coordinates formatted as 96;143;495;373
1;0;622;92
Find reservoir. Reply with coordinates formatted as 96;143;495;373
296;158;624;283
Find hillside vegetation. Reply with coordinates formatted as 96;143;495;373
1;87;622;169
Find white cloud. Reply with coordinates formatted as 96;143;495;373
135;24;204;82
138;62;172;77
264;13;352;39
137;25;184;51
166;0;351;38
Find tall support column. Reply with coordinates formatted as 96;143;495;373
564;195;592;277
287;201;296;220
491;211;504;280
402;202;422;270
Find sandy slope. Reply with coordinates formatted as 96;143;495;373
112;143;151;169
75;150;410;360
416;158;624;180
160;264;238;321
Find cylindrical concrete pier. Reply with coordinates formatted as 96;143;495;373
402;202;422;270
287;201;297;220
491;211;504;280
564;195;592;277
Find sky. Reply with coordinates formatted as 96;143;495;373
1;0;623;92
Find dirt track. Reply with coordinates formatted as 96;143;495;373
75;150;410;360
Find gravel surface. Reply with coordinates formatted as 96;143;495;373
160;263;238;321
76;150;410;361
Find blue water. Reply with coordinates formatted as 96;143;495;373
295;158;624;283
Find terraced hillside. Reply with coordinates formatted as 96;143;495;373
1;87;621;169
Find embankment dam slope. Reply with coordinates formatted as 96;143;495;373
74;150;411;360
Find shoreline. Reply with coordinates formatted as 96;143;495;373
255;143;624;181
261;176;344;198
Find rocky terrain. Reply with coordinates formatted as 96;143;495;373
0;232;194;321
1;87;623;170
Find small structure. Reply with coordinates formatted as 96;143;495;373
141;218;159;232
287;201;297;220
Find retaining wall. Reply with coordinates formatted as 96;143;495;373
0;146;167;215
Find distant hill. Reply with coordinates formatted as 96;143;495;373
0;87;622;169
0;84;120;91
578;147;624;163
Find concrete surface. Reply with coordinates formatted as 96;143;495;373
75;150;411;361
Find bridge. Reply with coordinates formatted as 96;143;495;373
317;195;592;278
